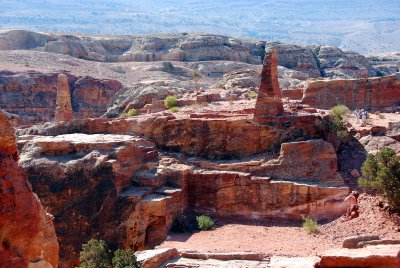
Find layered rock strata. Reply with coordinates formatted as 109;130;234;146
0;71;121;125
0;110;58;268
54;73;73;121
301;75;400;110
18;133;187;267
17;114;322;159
253;48;284;122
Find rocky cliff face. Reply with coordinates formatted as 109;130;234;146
18;133;187;267
0;109;58;268
0;71;122;125
301;75;400;110
16;113;322;159
17;133;350;266
0;30;394;81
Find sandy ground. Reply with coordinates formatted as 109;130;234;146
160;194;400;256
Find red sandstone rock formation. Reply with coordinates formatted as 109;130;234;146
54;73;73;121
319;245;400;267
188;170;349;221
16;114;321;159
301;75;400;110
0;71;121;125
0;110;58;268
18;133;187;267
253;48;284;123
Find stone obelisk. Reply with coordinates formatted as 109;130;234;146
253;48;284;123
54;74;73;121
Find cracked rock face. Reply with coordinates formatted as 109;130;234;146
0;109;59;268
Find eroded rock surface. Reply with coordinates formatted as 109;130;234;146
253;48;284;121
301;75;400;110
18;133;187;267
0;71;121;125
0;110;58;268
54;73;73;121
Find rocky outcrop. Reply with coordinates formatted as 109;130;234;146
216;69;260;89
54;74;73;121
17;113;322;159
301;75;400;110
0;71;121;125
188;170;349;221
316;46;378;78
0;110;58;268
0;30;265;64
0;30;392;81
368;52;400;76
359;135;400;155
18;133;187;267
257;140;343;185
253;49;284;122
319;245;400;268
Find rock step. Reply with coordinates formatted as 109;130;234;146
162;257;270;267
135;170;165;188
154;186;182;197
142;194;172;203
119;186;152;201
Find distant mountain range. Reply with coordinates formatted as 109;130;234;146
1;0;399;55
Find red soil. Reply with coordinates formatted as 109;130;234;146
160;194;400;256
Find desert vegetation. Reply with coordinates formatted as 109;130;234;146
196;215;214;231
302;217;318;234
120;109;137;118
79;239;140;268
359;147;400;210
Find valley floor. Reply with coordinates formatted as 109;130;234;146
160;194;400;256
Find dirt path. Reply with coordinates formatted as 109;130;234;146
160;195;400;256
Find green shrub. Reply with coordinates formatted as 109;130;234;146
245;91;258;99
196;215;214;230
112;249;140;268
302;216;318;234
169;107;179;113
164;96;177;109
359;147;400;210
331;105;350;117
120;109;137;118
79;239;112;268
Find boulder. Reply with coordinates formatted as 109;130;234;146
387;121;400;142
136;248;179;268
319;245;400;268
342;234;380;249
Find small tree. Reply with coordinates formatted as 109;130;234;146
164;96;177;109
331;105;350;117
196;215;214;230
79;239;112;268
302;216;318;234
112;249;140;268
359;147;400;209
191;70;202;92
120;108;137;118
